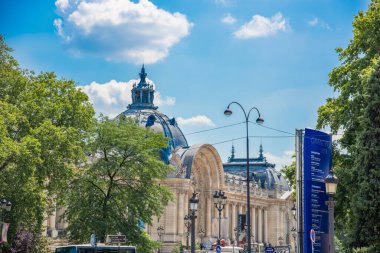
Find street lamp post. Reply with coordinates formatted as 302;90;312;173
184;215;191;250
189;192;199;253
157;226;164;253
224;102;264;253
213;190;227;245
199;228;205;250
325;170;338;253
243;224;249;247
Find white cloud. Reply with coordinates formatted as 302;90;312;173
214;0;231;5
78;79;175;117
308;18;318;26
233;12;290;39
308;17;330;30
55;0;69;12
53;19;65;38
221;14;237;24
177;116;215;127
264;150;294;169
54;0;192;64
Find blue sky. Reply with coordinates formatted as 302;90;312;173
0;0;369;168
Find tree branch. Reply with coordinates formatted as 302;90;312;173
86;179;107;197
0;157;14;172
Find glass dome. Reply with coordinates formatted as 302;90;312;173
116;66;188;163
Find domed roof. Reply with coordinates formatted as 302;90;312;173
117;66;188;163
223;144;290;191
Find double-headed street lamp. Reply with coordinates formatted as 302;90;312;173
213;190;227;245
224;102;264;253
189;192;199;253
325;170;338;253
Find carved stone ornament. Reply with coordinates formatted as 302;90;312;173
169;148;186;178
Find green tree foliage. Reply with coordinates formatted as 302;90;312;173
280;156;296;200
281;155;296;188
316;1;380;250
0;35;94;249
64;116;173;251
350;62;380;249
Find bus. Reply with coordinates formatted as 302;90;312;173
55;245;137;253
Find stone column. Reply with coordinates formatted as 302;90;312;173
258;207;262;242
225;203;229;218
49;209;56;230
252;206;256;242
232;203;236;231
184;191;189;214
264;208;268;243
225;203;230;238
165;198;178;241
177;191;185;236
281;208;284;238
206;197;212;237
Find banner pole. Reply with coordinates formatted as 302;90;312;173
295;129;304;253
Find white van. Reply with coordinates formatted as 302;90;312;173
55;245;137;253
220;246;244;253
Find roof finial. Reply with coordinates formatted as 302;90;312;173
228;144;235;162
259;143;264;160
139;64;147;84
128;66;158;110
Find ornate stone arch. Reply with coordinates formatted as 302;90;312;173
175;144;225;238
179;144;225;192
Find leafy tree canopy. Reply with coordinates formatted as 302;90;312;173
0;35;95;248
64;116;173;251
350;61;380;249
316;1;380;251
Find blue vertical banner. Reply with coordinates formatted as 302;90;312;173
303;129;332;253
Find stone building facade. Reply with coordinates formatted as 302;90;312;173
146;144;294;252
45;66;295;252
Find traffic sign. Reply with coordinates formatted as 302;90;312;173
106;234;126;243
310;229;316;243
216;245;221;253
204;240;212;250
264;247;275;252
